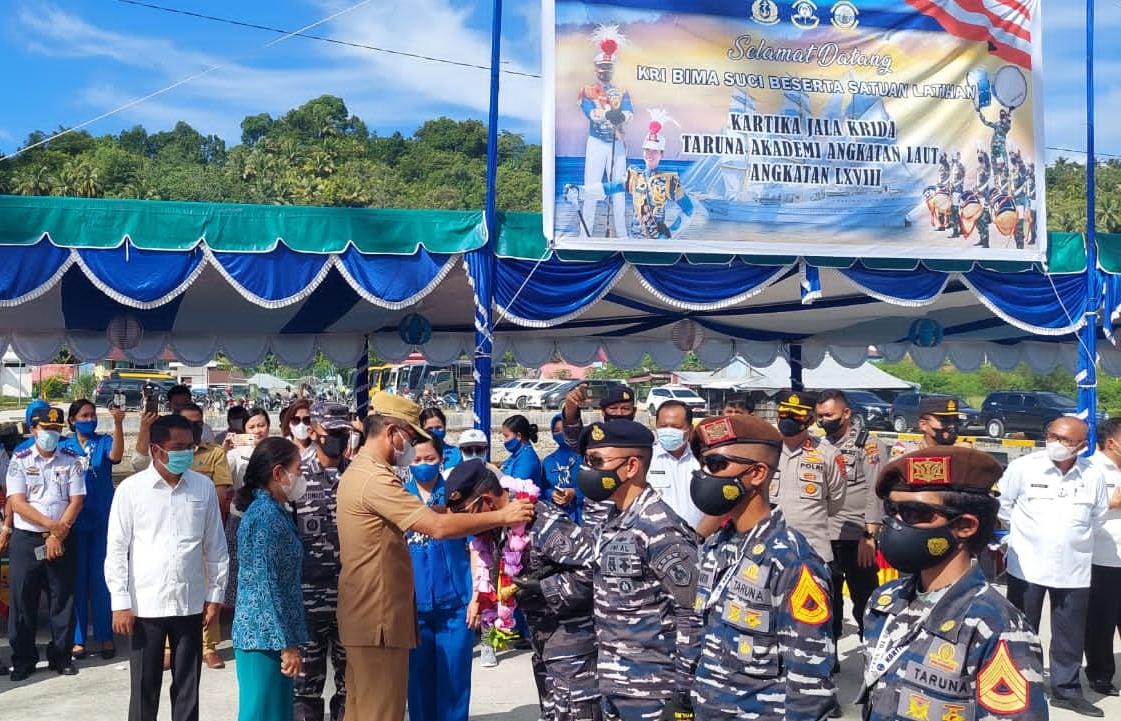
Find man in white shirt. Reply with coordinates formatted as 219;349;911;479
999;416;1108;717
106;414;229;721
647;400;703;529
1085;417;1121;696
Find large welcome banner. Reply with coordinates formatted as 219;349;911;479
543;0;1045;261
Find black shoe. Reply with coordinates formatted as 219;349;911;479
9;667;33;682
1052;696;1105;717
1089;681;1119;697
56;664;78;676
100;645;117;661
828;702;843;719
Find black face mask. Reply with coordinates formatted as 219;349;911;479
932;425;959;446
604;411;636;423
689;469;751;517
778;418;806;437
878;515;960;574
818;417;844;437
320;433;348;460
190;421;204;446
575;463;625;502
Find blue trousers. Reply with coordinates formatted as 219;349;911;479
407;605;473;721
73;526;113;646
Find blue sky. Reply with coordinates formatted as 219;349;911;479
0;1;1117;162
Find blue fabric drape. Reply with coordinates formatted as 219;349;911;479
78;245;203;304
336;247;453;304
964;268;1088;332
496;255;625;324
0;237;69;301
636;260;785;306
839;264;949;304
61;268;183;332
212;246;329;303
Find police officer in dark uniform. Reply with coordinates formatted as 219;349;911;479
860;447;1048;721
574;420;702;721
293;401;351;721
561;384;637;449
446;459;601;721
689;414;837;721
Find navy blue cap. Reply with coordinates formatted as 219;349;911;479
600;385;635;409
30;405;66;429
578;419;654;454
445;459;499;510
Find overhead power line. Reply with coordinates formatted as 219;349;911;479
0;0;376;162
116;0;542;78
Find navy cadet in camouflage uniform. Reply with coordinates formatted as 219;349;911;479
688;414;837;721
573;420;702;721
293;401;352;721
861;447;1047;721
446;459;602;721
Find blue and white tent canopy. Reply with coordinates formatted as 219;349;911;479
0;196;1118;374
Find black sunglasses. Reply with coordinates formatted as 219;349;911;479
701;453;768;474
584;454;634;470
291;416;312;425
884;499;960;525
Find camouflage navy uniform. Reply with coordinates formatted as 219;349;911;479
692;508;836;720
293;454;347;721
860;566;1047;721
522;501;602;721
592;485;702;721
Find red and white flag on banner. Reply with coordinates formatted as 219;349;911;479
906;0;1034;69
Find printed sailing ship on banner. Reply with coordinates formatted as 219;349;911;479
542;0;1046;261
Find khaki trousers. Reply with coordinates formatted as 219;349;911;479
343;645;410;721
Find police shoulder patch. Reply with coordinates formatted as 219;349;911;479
976;640;1029;715
789;564;830;626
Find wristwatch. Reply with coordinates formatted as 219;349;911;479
0;526;11;536
861;530;877;540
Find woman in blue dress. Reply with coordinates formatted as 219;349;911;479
540;413;584;525
405;435;475;721
61;399;125;660
420;407;463;470
499;415;542;490
233;437;309;721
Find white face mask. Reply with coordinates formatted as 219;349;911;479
392;428;416;469
1046;440;1079;463
291;422;310;441
283;469;308;502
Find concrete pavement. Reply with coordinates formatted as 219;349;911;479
1;591;1118;719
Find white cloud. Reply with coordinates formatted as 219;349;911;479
13;0;542;143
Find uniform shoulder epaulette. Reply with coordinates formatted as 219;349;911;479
14;447;32;459
58;447;80;458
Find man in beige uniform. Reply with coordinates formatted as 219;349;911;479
889;396;966;458
770;390;845;564
336;392;534;721
815;390;886;644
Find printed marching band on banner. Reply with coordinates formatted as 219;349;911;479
542;0;1046;261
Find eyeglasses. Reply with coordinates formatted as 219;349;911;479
701;453;767;474
584;454;633;469
884;499;960;525
1044;433;1082;448
291;416;312;425
460;446;487;456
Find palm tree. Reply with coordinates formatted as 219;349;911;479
13;165;54;195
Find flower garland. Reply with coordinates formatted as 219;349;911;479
471;475;539;651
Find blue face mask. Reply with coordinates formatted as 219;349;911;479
158;447;195;475
75;420;98;437
503;437;522;453
656;427;687;453
553;432;567;448
411;462;441;484
428;427;447;440
36;429;61;452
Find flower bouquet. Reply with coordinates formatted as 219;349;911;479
470;475;539;651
